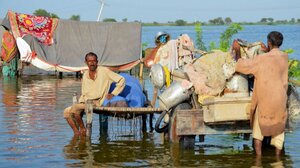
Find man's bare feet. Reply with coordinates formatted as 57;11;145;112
275;148;282;156
74;130;80;135
80;128;86;136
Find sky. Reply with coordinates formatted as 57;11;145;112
1;0;300;23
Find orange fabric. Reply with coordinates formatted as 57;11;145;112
236;48;288;136
1;31;18;63
143;47;159;67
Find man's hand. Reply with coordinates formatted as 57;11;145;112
106;93;114;100
260;42;269;52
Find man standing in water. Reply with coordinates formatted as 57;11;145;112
64;52;125;135
235;31;288;155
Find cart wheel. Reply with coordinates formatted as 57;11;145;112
169;102;192;143
154;111;169;133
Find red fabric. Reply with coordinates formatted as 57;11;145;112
1;31;18;63
8;10;58;45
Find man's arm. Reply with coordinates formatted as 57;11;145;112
78;73;86;103
235;56;260;75
105;68;125;96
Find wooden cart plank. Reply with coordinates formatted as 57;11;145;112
93;106;163;115
176;109;251;135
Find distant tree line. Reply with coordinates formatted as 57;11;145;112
32;9;300;25
145;17;300;26
259;17;299;25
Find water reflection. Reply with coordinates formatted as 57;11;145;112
62;132;294;167
0;76;298;167
63;135;92;167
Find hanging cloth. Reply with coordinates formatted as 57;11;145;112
1;30;18;63
8;10;58;45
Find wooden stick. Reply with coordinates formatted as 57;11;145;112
85;100;93;138
151;87;158;108
139;61;144;81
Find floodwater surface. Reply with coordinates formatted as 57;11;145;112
0;25;300;167
0;76;299;167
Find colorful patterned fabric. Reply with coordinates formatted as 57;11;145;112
1;30;18;63
8;10;58;45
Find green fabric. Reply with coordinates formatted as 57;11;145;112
2;57;18;77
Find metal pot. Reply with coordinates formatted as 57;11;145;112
225;74;249;97
158;81;192;111
150;64;166;89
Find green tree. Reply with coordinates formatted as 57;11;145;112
50;13;59;19
267;17;274;23
33;9;51;17
260;18;268;23
209;17;224;25
290;18;296;24
103;18;117;22
224;17;232;24
219;23;243;52
175;19;187;26
194;22;207;51
275;20;288;24
70;15;80;21
122;18;128;22
33;9;59;18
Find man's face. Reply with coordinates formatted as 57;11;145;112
86;55;98;71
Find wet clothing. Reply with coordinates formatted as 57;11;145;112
78;66;125;106
252;108;285;150
64;66;125;118
236;48;288;136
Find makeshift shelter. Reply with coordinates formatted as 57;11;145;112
1;11;142;75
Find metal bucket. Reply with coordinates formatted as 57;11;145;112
225;74;249;97
158;81;192;111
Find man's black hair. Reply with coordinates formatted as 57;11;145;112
85;52;98;61
267;31;284;47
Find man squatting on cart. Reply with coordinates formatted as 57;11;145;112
236;31;288;156
64;52;127;136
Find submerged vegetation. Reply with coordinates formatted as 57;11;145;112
194;23;207;51
194;23;243;52
219;23;243;52
286;49;300;85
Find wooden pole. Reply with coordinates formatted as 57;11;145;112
85;100;93;138
58;72;63;79
139;61;144;80
76;72;80;78
150;87;159;131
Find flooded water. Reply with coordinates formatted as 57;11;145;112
0;25;300;167
1;76;299;167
